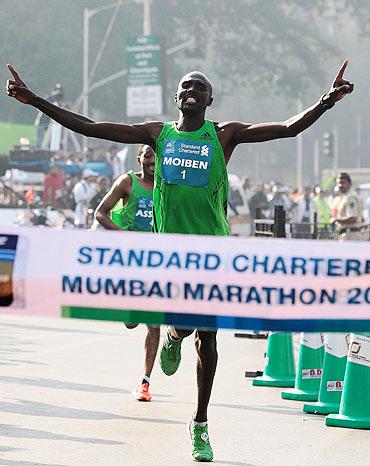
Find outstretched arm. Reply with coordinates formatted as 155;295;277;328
6;64;162;145
228;60;354;145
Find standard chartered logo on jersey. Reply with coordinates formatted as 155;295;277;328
162;139;212;187
200;145;209;156
163;141;209;169
165;140;175;153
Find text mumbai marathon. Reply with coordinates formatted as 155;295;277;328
62;276;370;306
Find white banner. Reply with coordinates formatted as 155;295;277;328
1;227;370;331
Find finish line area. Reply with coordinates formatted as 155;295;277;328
1;227;370;332
1;227;370;465
0;314;368;466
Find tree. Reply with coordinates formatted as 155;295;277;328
1;0;369;124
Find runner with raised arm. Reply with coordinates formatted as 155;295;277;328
6;60;353;462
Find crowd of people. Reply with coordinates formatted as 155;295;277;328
1;146;369;235
0;142;130;227
228;174;369;239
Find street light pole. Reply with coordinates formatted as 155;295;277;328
81;1;148;148
296;97;303;189
142;0;151;36
82;2;125;149
313;139;320;185
82;8;90;148
332;125;339;172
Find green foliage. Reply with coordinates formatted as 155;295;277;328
1;0;368;124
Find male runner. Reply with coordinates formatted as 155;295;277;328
6;60;353;462
95;144;159;402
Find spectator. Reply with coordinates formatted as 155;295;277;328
54;177;76;211
66;152;79;165
291;186;317;224
82;147;95;163
269;184;292;218
0;185;11;205
95;144;107;162
290;186;317;237
72;168;98;228
106;144;122;181
116;145;130;177
42;163;65;207
313;186;331;226
89;176;110;212
227;174;250;236
332;172;364;240
241;177;254;204
248;182;269;234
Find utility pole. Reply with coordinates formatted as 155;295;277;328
82;8;90;149
296;97;303;189
332;125;339;172
82;1;131;149
313;140;320;185
142;0;151;36
356;114;362;168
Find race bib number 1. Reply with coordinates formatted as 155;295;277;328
161;139;212;187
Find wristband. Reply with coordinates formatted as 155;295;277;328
320;94;335;110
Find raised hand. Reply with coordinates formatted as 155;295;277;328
327;59;354;103
6;64;35;104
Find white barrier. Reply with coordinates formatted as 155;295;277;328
0;227;370;331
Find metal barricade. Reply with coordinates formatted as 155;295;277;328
288;220;370;241
254;205;286;238
254;209;370;241
288;213;335;240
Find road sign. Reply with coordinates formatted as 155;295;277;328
126;35;166;117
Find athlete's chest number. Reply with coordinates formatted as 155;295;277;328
161;138;213;187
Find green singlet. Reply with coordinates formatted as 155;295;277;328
154;120;229;236
110;170;153;232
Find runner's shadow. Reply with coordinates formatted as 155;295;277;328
0;332;39;367
214;461;256;466
155;399;302;417
0;445;24;452
0;376;129;394
211;402;305;417
0;400;184;425
0;400;123;420
0;321;120;336
0;460;67;466
0;376;173;398
0;423;123;445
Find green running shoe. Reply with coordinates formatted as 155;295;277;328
189;420;214;462
159;331;182;376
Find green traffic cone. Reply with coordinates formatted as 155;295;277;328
253;332;295;387
281;333;324;401
303;333;348;415
326;334;370;429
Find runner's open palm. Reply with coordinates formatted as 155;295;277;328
6;64;34;104
327;59;354;103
